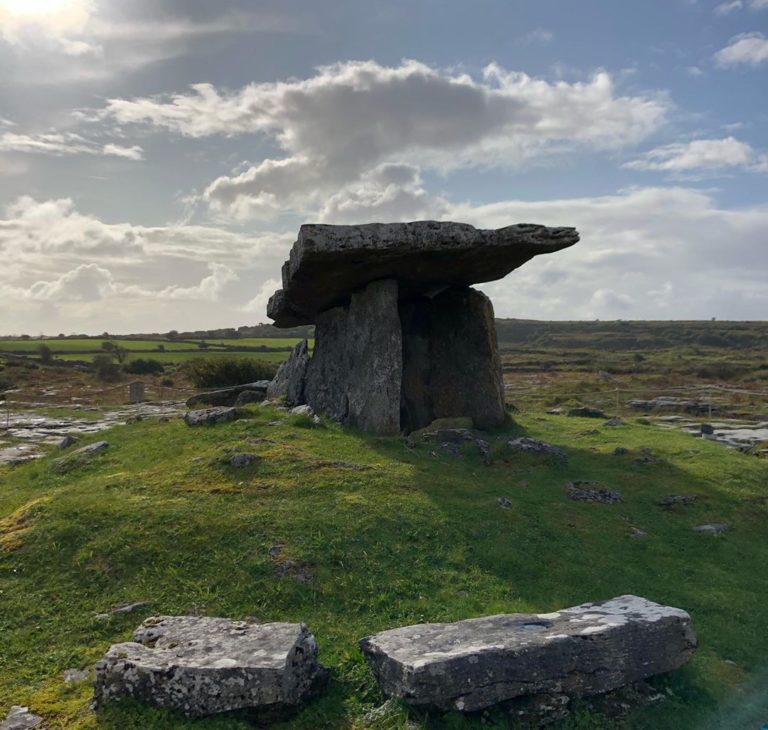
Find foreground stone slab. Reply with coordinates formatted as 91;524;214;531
183;407;240;426
0;706;43;729
268;222;579;327
93;616;322;717
359;595;696;712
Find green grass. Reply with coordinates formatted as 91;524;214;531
52;351;290;365
1;408;767;728
0;338;312;355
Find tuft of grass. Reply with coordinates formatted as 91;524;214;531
0;407;767;728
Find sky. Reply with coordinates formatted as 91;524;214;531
0;0;767;335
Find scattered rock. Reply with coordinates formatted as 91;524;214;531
63;668;88;683
613;446;629;456
268;544;284;559
0;706;44;729
568;406;607;419
546;407;565;415
700;423;715;435
658;495;699;508
233;390;265;407
51;440;109;471
58;434;77;449
359;595;696;712
567;480;622;504
497;496;512;509
290;404;314;416
183;407;239;427
229;453;260;468
693;523;729;535
185;382;269;409
507;437;568;462
603;417;623;427
93;615;324;717
630;527;648;538
110;601;150;615
275;560;315;584
476;439;492;465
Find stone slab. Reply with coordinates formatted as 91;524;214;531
93;615;322;717
359;595;696;712
268;222;579;326
186;381;269;409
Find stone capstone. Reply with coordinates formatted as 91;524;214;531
359;595;696;712
266;340;310;405
186;382;269;409
93;615;323;717
268;221;579;327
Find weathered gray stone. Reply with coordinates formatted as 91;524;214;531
0;706;44;730
267;340;310;405
566;480;622;504
233;390;265;407
51;440;109;471
186;382;269;409
93;615;322;717
507;437;568;462
567;406;607;419
183;407;239;427
63;668;89;683
229;453;260;468
359;595;696;712
58;434;77;449
693;523;729;535
268;222;579;327
304;279;401;435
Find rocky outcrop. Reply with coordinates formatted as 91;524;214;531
183;407;240;427
186;381;269;409
359;595;696;712
268;222;579;327
93;615;323;717
266;340;310;405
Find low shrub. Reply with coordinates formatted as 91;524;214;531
124;358;164;375
183;357;277;389
92;354;122;382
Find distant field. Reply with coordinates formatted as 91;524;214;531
0;337;311;355
54;350;290;364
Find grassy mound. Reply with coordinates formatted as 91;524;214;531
1;406;767;728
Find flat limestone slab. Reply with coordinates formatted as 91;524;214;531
268;221;579;326
359;595;696;712
93;616;321;717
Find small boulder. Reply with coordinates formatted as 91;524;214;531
693;523;728;535
507;437;567;463
658;495;698;508
566;480;622;504
63;668;89;683
613;446;629;456
603;417;623;427
497;496;512;509
234;390;265;407
0;706;44;729
291;404;314;416
229;453;260;468
186;382;269;409
700;423;715;435
567;406;607;419
184;407;239;427
58;434;78;449
93;615;323;717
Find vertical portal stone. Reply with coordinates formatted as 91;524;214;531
400;287;506;432
305;279;402;435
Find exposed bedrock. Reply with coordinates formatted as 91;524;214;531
359;595;697;713
268;221;579;327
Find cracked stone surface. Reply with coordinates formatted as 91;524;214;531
0;706;44;729
268;221;579;327
359;595;696;712
93;615;322;717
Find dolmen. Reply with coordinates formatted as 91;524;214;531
359;595;696;713
266;221;579;434
93;616;323;717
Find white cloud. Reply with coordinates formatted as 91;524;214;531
99;60;669;220
749;0;768;8
714;0;743;14
714;32;768;66
157;263;238;301
447;187;768;320
0;131;144;159
625;136;766;173
686;65;705;76
0;0;96;54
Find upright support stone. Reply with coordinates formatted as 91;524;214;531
128;381;145;404
267;339;310;405
400;287;505;431
304;279;402;435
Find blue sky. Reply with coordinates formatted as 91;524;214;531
0;0;766;334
